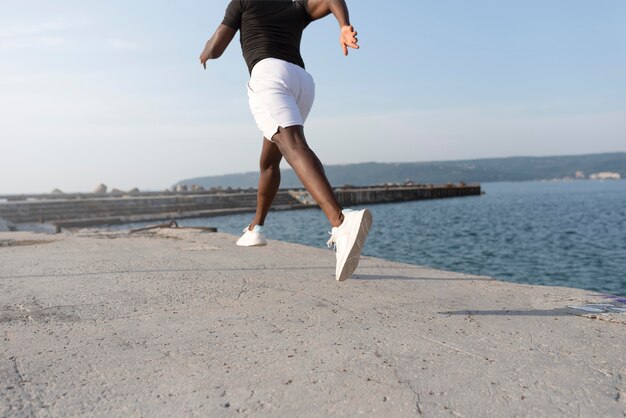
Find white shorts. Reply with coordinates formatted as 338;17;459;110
247;58;315;141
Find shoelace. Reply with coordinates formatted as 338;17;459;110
326;231;336;251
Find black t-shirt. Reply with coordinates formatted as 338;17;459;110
221;0;312;73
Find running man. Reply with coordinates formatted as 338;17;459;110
199;0;372;281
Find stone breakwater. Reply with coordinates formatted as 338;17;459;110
0;184;480;229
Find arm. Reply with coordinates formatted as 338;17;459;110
199;24;237;69
306;0;359;56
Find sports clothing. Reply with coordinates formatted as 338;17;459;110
236;224;267;246
327;209;373;281
222;0;312;74
247;58;315;140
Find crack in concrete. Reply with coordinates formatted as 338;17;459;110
8;355;44;416
236;278;248;301
394;369;422;415
407;381;423;415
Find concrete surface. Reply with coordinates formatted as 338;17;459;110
0;230;624;417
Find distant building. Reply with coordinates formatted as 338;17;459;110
589;172;621;180
93;184;107;194
575;171;585;179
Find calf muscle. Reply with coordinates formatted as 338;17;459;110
273;127;343;227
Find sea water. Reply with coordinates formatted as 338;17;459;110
113;181;626;296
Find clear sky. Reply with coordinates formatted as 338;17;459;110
1;0;625;194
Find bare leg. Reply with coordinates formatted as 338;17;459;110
249;138;283;229
271;125;343;227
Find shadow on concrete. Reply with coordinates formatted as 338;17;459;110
439;308;578;317
353;274;492;282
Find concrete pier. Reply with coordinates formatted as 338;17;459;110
0;230;623;417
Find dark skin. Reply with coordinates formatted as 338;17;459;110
200;0;359;228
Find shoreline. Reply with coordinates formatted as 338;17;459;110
103;192;626;299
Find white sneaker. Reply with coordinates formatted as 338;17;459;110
236;224;267;247
327;209;373;281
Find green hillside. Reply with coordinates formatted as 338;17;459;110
176;152;626;189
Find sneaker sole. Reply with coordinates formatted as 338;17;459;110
236;241;267;247
336;209;373;281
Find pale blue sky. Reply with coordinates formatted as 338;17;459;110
1;0;625;193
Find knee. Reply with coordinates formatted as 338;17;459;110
272;126;308;154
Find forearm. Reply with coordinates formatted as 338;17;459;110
203;39;221;60
200;24;237;68
328;0;350;27
308;0;351;25
204;31;229;59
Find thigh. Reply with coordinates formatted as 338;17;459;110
248;78;303;141
251;78;303;124
297;72;315;122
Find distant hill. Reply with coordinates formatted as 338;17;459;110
176;152;626;189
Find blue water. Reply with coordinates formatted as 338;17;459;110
113;181;626;296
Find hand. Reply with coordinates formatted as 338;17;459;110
340;25;359;56
199;43;210;69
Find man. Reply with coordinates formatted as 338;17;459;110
199;0;372;281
